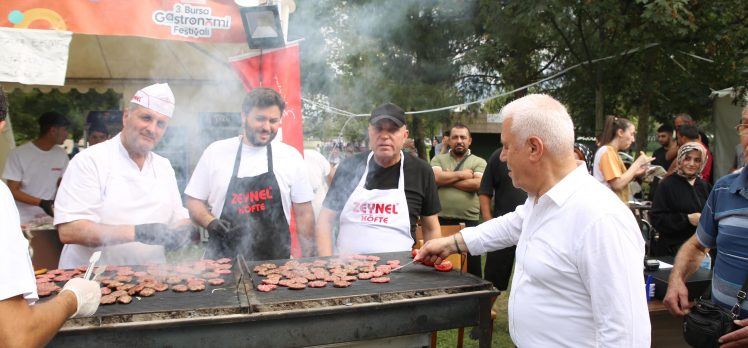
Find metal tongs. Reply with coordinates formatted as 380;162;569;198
391;260;416;272
82;251;102;281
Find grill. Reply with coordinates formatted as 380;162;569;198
49;251;498;347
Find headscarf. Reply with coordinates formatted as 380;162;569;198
676;142;707;179
574;142;594;174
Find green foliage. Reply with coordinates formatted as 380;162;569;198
295;0;748;148
7;88;121;144
294;0;477;148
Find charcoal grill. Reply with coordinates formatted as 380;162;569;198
48;251;498;347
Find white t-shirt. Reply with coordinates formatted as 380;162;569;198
2;142;68;224
303;149;331;219
592;145;610;187
0;182;38;304
461;165;650;347
185;137;314;223
55;134;188;268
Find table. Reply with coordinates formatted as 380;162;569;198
649;300;688;347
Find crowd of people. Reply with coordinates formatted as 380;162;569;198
3;81;748;346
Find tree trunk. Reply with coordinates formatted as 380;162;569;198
594;69;605;141
411;114;427;161
636;101;650;154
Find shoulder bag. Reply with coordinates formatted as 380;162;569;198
683;274;748;348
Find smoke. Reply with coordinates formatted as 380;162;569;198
290;0;478;141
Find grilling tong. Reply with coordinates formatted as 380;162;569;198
83;251;102;281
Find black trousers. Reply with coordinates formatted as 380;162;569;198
484;246;515;291
438;217;481;278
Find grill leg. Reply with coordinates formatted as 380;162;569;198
478;296;493;348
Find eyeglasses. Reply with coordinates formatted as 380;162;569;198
737;124;748;136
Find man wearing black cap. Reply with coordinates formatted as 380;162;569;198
2;111;70;223
315;102;442;256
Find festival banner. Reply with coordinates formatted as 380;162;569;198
229;43;305;257
0;27;72;85
0;0;246;43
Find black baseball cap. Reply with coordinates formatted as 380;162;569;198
370;102;405;127
88;121;109;135
38;111;70;128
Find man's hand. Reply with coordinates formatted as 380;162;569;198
38;199;54;217
663;278;692;316
458;169;475;180
415;235;460;266
167;224;196;250
207;218;234;240
134;223;192;250
719;319;748;347
61;278;101;318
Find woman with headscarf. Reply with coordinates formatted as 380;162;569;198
649;142;712;256
574;142;594;174
593;115;654;203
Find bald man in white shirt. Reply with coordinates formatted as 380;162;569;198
416;94;650;347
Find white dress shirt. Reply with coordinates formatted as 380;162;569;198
461;164;650;347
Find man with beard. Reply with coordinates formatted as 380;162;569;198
185;88;315;260
315;102;441;256
648;124;674;200
55;83;195;268
430;124;487;277
3;111;70;224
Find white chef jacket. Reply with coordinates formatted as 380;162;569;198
0;182;38;303
55;134;188;268
461;164;650;347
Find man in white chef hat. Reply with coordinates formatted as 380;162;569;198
55;83;196;268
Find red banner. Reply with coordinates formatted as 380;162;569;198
0;0;246;43
229;43;305;257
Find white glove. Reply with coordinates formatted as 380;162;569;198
61;278;101;318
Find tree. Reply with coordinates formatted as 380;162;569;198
6;88;121;144
292;0;478;160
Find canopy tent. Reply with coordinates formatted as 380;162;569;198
0;33;249;174
0;0;300;174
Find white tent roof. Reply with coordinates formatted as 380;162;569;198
1;33;252;175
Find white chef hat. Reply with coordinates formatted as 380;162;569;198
130;83;175;118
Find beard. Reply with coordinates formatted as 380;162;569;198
452;146;467;156
245;126;276;146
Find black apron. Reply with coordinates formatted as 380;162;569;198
206;141;291;261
